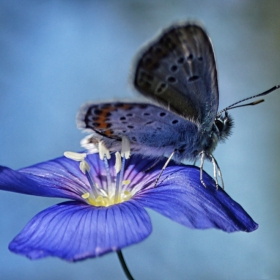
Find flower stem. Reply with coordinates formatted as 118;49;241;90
117;250;134;280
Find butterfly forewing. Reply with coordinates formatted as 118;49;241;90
134;23;219;130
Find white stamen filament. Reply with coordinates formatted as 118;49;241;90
103;155;113;197
64;150;133;207
114;156;126;203
114;152;122;174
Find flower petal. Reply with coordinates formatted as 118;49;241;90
0;153;167;200
0;154;103;200
9;201;152;261
18;156;92;200
0;166;72;198
135;166;258;233
1;153;173;200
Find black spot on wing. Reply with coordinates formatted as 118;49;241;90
188;75;199;82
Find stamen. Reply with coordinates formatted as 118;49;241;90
64;151;100;198
98;141;111;160
122;180;130;185
79;160;90;174
103;155;113;197
121;136;131;159
84;168;99;197
65;150;134;207
82;192;90;199
64;151;87;161
122;190;132;201
114;152;122;174
114;157;126;203
121;180;131;195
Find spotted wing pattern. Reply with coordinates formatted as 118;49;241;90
77;102;198;159
134;22;218;131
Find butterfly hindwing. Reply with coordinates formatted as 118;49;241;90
134;22;219;130
77;102;198;159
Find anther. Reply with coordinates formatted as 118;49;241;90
79;160;90;174
64;151;87;161
98;141;111;160
121;136;131;159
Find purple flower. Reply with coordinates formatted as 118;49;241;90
0;152;257;262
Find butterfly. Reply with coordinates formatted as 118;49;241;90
77;22;279;188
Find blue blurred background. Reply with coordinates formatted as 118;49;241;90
0;1;280;279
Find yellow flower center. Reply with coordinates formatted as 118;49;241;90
64;146;134;207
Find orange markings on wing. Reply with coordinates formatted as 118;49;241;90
92;104;133;138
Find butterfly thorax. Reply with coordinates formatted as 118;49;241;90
194;111;233;159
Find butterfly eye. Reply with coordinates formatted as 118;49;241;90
215;118;224;132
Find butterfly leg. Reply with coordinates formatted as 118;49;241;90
144;157;163;172
199;151;207;188
154;150;175;187
209;154;224;190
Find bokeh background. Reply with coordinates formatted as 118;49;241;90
0;1;280;279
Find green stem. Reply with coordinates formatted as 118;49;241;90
117;250;134;280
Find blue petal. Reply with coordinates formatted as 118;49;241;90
0;153;168;199
0;154;100;200
135;166;258;233
0;166;73;199
9;201;152;261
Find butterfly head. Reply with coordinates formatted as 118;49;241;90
214;111;234;142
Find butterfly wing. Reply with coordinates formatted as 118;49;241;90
134;22;218;130
77;102;198;160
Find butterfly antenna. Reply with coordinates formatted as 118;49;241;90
218;85;280;115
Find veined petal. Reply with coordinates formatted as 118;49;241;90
135;166;258;233
0;166;73;199
17;156;92;200
9;201;152;261
0;154;105;200
0;153;168;200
